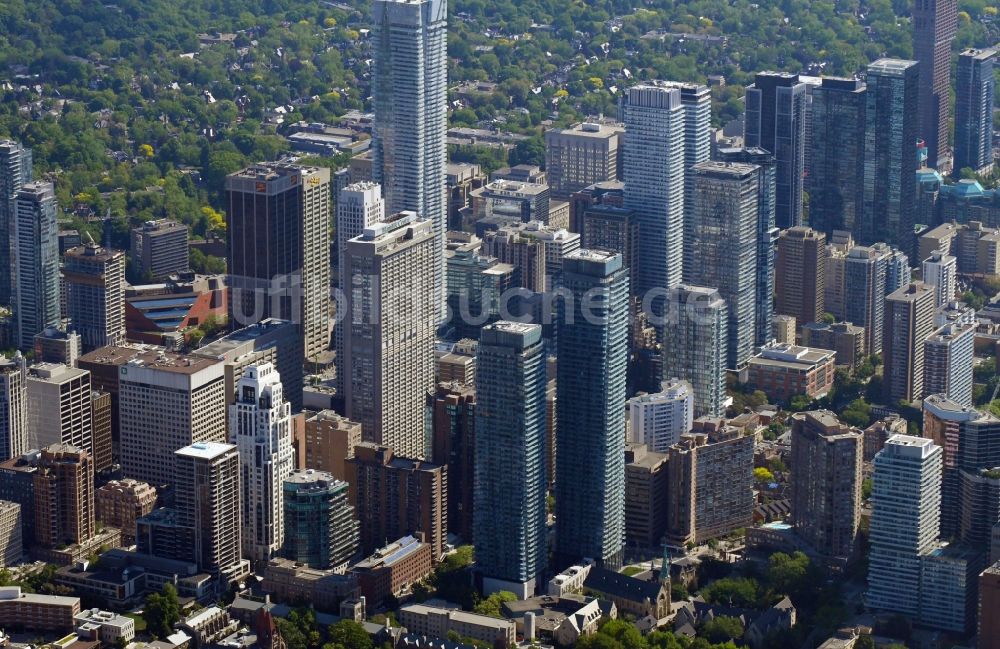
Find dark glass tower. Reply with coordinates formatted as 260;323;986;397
913;0;957;170
954;48;996;176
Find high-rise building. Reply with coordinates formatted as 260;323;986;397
344;443;447;559
129;219;189;280
844;245;888;356
823;231;854;321
627;380;693;453
807;78;866;236
232;363;294;564
687;161;759;369
33;443;94;550
545;122;623;199
863;59;920;248
27;364;92;457
790;411;862;562
63;238;126;351
744;72;807;229
90;390;112;473
663;285;728;417
300;410;362;482
474;321;547;597
922;250;957;307
924;322;975;408
95;479;157;546
867;435;942;617
622;84;685;294
979;561;1000;649
555;250;629;569
912;0;957;170
444;234;513;340
341;213;436;459
428;383;475;541
673;82;711;229
13;182;60;348
579;205;638;291
624;444;669;549
0;501;22;567
883;282;936;403
282;469;359;570
371;0;447;318
225;163;331;362
0;354;27;462
119;351;226;488
775;226;826;328
954;48;996;176
0;140;32;305
33;327;80;367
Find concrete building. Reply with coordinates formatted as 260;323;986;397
912;0;956;170
578;205;637;291
0;140;32;306
119;351;226;488
921;250;957;308
444;233;513;340
226;163;331;362
282;469;359;570
352;535;434;605
790;411;862;562
446;162;484;229
344;444;446;559
0;451;38;546
775;226;826;327
474;322;548;597
398;603;516;649
0;587;80;632
260;558;357;613
627;380;693;453
13;182;60;348
954;48;995;176
427;383;476;541
0;500;22;566
300;410;361;481
624;444;668;549
342;213;436;459
771;315;796;345
0;354;27;461
545;122;623;199
95;479;157;546
27;364;92;457
471;179;550;225
74;608;136;646
823;230;854;321
747;342;836;403
231;363;293;564
882;283;936;404
664;285;728;417
63;239;126;351
33;327;80;366
34;444;94;551
923;321;975;407
130;219;190;280
800;322;865;368
843;243;897;356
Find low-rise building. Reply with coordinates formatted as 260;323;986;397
351;535;433;606
502;595;616;646
175;606;238;648
582;567;669;620
73;609;135;646
0;586;80;632
547;564;592;597
747;342;836;403
0;501;22;567
260;558;358;613
398;604;516;649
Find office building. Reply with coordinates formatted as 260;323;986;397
663;285;727;417
622;84;685;294
807;78;866;236
282;469;360;570
923;321;975;407
341;213;436;459
428;383;475;540
225;163;331;362
33;444;94;550
0;501;21;567
0;354;27;461
95;479;157;546
0;140;32;305
545;122;623;199
627;380;693;453
13;182;60;348
744;72;807;228
665;420;754;545
90;390;112;473
747;342;836;403
474;322;547;597
790;411;862;561
883;282;936;404
922;250;957;307
446;162;485;229
687;161;759;368
33;327;80;366
800;321;866;368
556;250;629;569
130;219;189;280
863;59;919;248
912;0;957;170
344;443;447;559
954;48;995;175
63;238;126;351
301;410;361;481
371;0;448;318
119;350;226;488
26;364;92;456
471;179;550;225
867;435;942;617
231;363;294;564
624;444;669;549
775;226;826;327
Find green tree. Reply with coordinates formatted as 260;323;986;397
701;616;744;643
144;583;181;638
326;620;373;649
788;394;812;412
473;590;517;617
700;577;759;607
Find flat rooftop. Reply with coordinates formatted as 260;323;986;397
124;350;221;375
176;441;235;460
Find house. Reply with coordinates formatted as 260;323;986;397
674;596;796;649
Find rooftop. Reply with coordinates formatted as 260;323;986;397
175;441;236;460
123;350;221;375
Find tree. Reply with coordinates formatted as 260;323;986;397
326;620;373;649
670;582;689;602
144;583;181;638
754;467;774;484
700;577;759;607
701;616;744;643
788;394;812;412
473;590;517;617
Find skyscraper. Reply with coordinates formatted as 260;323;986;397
63;237;126;351
372;0;448;318
428;383;476;540
474;321;547;597
924;321;975;407
12;182;59;348
341;213;436;459
744;72;807;228
863;59;919;249
686;161;759;369
912;0;957;170
883;282;936;404
226;163;331;362
283;469;359;570
954;48;996;176
129;219;189;281
807;78;866;236
774;226;827;328
545;122;623;200
0;354;27;462
622;84;685;294
627;379;694;453
33;443;94;550
922;250;957;307
0;140;32;305
232;363;294;564
663;285;728;417
844;245;889;356
27;364;92;456
556;250;629;569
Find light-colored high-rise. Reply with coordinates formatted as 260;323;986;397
27;363;92;456
669;82;712;278
372;0;448;319
342;213;436;459
664;285;728;417
628;379;694;453
232;363;294;564
622;84;685;294
0;140;32;305
922;250;957;308
883;282;936;404
924;321;975;407
63;237;126;351
0;354;27;461
775;226;827;327
545;122;623;199
13;182;59;348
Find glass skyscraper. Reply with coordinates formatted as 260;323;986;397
954;48;996;176
0;140;31;306
664;284;728;418
13;182;59;349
